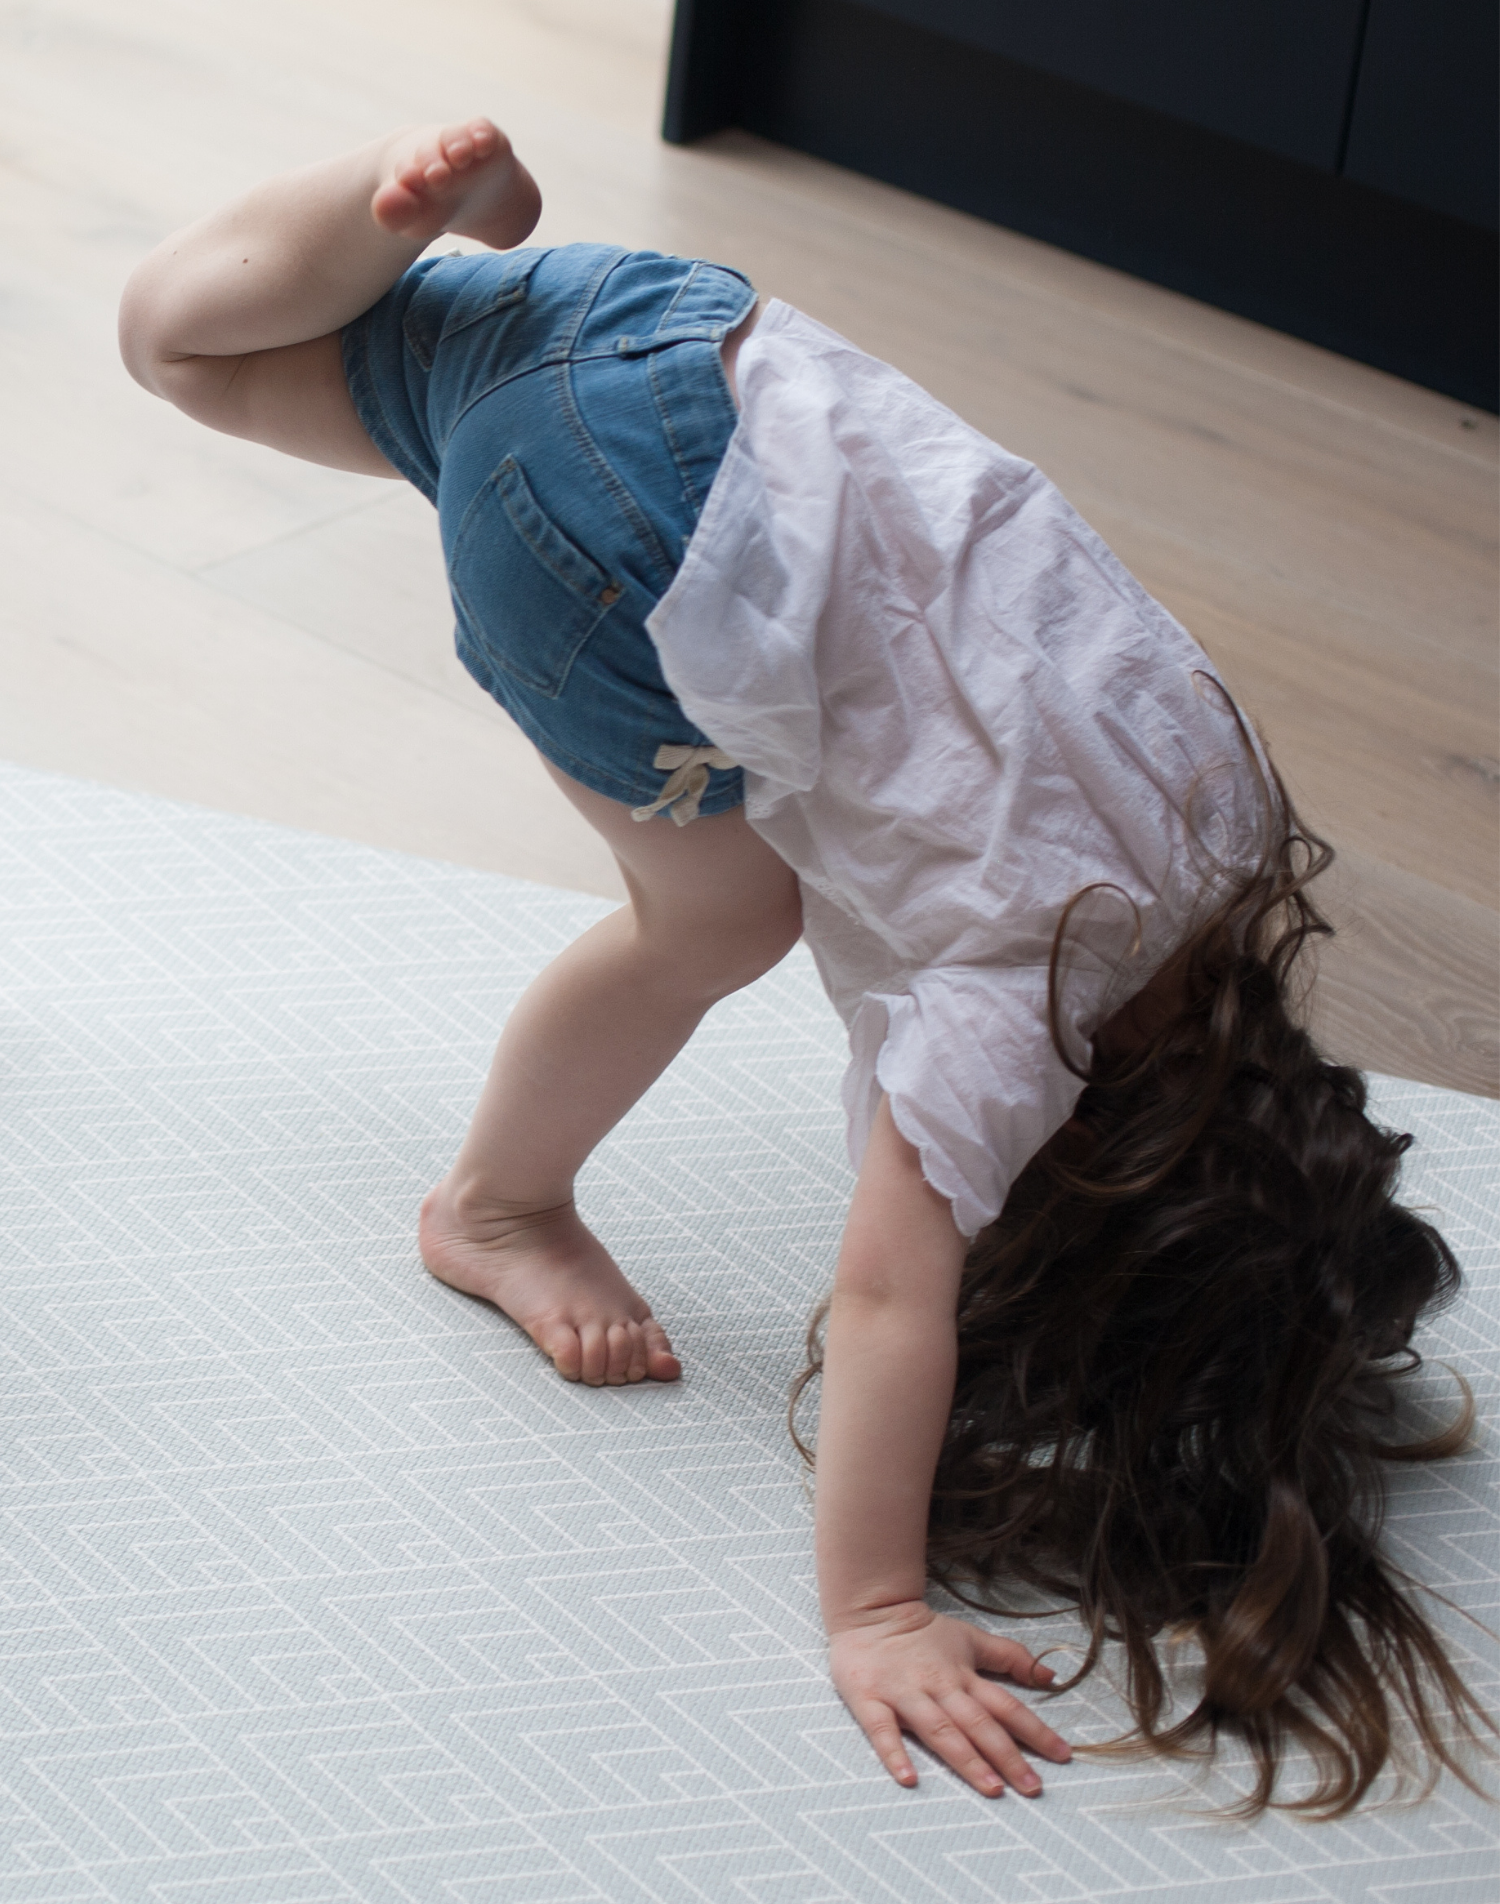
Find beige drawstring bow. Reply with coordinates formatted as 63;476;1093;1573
631;744;737;826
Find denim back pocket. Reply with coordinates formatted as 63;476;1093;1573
448;456;623;700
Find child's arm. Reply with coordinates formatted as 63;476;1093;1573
817;1098;1072;1795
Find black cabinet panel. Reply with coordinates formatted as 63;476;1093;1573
1343;0;1498;230
731;0;1496;408
664;0;747;145
663;0;1498;405
853;0;1365;170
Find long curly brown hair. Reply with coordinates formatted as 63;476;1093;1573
794;752;1493;1817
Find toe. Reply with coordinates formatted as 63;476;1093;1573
371;186;418;232
644;1320;682;1382
624;1322;649;1385
577;1320;609;1387
604;1322;637;1385
401;139;448;188
540;1321;583;1382
395;150;433;192
441;127;475;170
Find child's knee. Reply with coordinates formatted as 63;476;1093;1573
640;884;801;1004
708;903;802;999
734;886;804;986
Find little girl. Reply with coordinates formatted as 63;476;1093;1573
120;119;1485;1814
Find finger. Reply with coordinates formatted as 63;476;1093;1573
905;1695;1010;1798
939;1690;1043;1795
850;1700;918;1788
971;1627;1055;1687
972;1676;1072;1763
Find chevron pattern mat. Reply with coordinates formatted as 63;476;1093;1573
0;762;1495;1903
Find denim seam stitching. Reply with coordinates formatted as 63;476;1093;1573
556;245;630;356
435;342;644;460
494;457;613;602
655;262;700;332
554;358;677;589
649;350;707;517
656;259;754;335
644;273;755;513
431;244;620;457
553;248;678;585
434;251;543;346
647;292;748;524
447;480;613;702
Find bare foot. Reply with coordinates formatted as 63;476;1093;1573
419;1182;682;1386
371;117;542;250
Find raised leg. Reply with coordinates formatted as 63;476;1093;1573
118;117;541;472
421;769;802;1386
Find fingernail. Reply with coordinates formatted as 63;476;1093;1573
1021;1776;1042;1795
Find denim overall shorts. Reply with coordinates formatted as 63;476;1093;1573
342;243;757;817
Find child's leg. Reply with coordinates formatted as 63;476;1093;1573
421;768;803;1388
118;118;540;472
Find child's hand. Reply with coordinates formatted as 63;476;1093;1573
828;1601;1071;1796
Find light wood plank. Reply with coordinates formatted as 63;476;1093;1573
1312;850;1499;1099
0;480;625;898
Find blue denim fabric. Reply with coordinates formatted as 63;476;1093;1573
342;244;756;812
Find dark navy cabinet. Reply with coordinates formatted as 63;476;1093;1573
665;0;1497;408
1343;0;1498;230
854;1;1368;170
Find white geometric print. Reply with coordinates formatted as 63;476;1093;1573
0;761;1494;1902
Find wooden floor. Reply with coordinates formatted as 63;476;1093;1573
1;0;1495;1095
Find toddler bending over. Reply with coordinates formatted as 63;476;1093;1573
119;119;1487;1814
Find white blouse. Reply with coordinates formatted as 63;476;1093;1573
648;301;1269;1237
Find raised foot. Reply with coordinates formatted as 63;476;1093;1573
371;117;541;249
420;1184;681;1386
